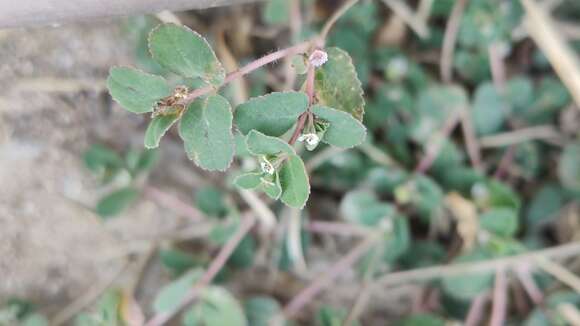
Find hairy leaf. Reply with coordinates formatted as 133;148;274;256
107;66;171;113
149;24;225;85
312;105;366;148
144;113;180;149
279;155;310;208
314;47;365;121
179;95;234;171
246;130;295;156
234;92;308;136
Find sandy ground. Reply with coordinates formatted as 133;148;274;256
0;20;194;314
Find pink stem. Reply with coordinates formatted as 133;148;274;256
490;268;508;326
515;265;544;305
305;221;372;237
144;186;204;222
281;233;380;318
415;112;461;174
145;214;257;326
181;41;311;104
465;292;490;326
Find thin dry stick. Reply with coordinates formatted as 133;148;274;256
488;43;507;92
415;111;461;174
381;0;429;38
515;265;544;304
490;268;508;326
287;208;308;274
342;244;384;325
305;220;373;237
238;189;276;232
460;108;482;170
51;261;131;326
143;186;205;222
145;214;257;326
375;242;580;288
440;0;468;83
479;125;563;148
465;292;489;326
280;232;382;319
521;0;580;108
536;257;580;293
493;145;515;180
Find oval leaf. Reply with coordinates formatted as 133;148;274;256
234;92;308;136
279;155;310;209
312;105;366;148
183;287;247;326
154;269;203;314
149;24;225;86
144;113;180;149
314;47;365;121
246;130;295;156
96;187;140;218
107;67;171;113
179;95;235;171
234;173;263;190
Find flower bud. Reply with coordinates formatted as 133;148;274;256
308;49;328;68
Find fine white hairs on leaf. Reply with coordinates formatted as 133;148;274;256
309;49;328;68
260;158;275;175
298;133;320;151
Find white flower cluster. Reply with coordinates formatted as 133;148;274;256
298;133;320;151
308;49;328;68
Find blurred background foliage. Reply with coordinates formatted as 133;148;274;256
4;0;580;325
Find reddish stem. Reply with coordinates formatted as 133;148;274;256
414;112;461;174
288;112;308;145
180;41;312;105
145;214;257;326
490;268;508;326
281;233;380;318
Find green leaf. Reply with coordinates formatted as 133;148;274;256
228;235;255;268
179;95;235;171
234;92;308;136
235;172;282;200
559;143;580;192
96;187;140;218
480;208;518;237
83;144;124;174
397;314;445;326
340;190;395;226
148;24;225;85
279;155;310;208
154;269;203;314
315;47;365;121
383;217;410;262
472;82;507;136
526;184;565;227
441;248;494;301
244;296;282;326
159;249;204;276
183;287;247;326
234;173;263;190
262;0;290;25
144;113;180;149
245;130;295;156
107;66;171;113
316;306;360;326
195;186;227;217
410;85;468;143
311;105;366;148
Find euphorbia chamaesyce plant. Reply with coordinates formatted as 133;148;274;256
106;22;366;209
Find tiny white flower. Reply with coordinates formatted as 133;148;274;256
308;49;328;68
298;133;320;151
260;159;275;175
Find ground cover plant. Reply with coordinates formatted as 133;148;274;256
3;0;580;325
